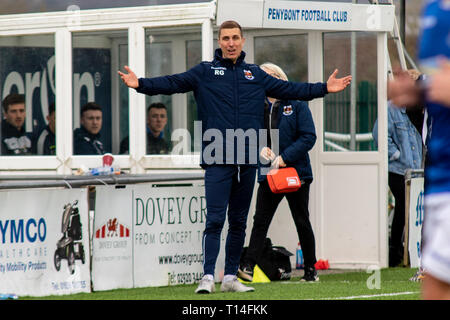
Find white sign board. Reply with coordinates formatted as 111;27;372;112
408;177;424;268
0;188;90;297
92;184;226;291
91;186;133;291
217;0;395;32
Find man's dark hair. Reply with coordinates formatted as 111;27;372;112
2;93;25;113
218;20;243;38
81;102;102;116
147;102;167;113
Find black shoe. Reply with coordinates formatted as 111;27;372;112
300;267;319;282
389;251;403;267
237;264;254;282
389;245;404;267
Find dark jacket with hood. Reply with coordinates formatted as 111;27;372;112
258;99;316;182
73;126;104;155
1;119;33;155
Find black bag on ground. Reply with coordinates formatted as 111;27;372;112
241;238;293;281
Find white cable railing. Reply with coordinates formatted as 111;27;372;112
0;173;205;189
324;131;374;152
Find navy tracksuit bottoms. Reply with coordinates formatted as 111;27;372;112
202;165;256;276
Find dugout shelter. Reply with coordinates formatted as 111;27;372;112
0;0;394;270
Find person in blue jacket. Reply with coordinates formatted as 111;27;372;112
387;0;450;300
372;72;424;267
238;62;319;282
119;20;352;294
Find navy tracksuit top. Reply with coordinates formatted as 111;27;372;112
136;48;328;166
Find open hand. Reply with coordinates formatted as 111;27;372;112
326;69;352;93
118;65;139;89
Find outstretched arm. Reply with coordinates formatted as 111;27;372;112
118;64;201;95
263;67;351;101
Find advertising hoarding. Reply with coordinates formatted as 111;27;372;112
92;184;226;291
0;188;91;297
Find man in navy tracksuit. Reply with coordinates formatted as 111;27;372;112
119;20;352;293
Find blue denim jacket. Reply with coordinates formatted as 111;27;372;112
372;102;423;175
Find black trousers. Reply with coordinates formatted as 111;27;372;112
244;179;317;269
388;172;406;266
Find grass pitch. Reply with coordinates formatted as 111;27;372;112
24;267;422;300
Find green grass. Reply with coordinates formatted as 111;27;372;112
22;267;422;300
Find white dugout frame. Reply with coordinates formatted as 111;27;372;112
0;2;215;174
0;0;393;268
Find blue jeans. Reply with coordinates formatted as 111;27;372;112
202;165;256;276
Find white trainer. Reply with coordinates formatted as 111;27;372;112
195;277;215;294
220;277;255;293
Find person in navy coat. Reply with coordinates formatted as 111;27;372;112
238;62;319;283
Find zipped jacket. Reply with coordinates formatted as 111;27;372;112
136;48;327;166
1;120;33;155
35;125;56;155
73;126;105;155
259;99;316;182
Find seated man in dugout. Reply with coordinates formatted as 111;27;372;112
35;102;56;155
120;102;170;155
1;93;33;155
73;102;105;155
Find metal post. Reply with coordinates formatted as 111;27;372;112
400;0;405;46
350;0;357;151
378;31;389;268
